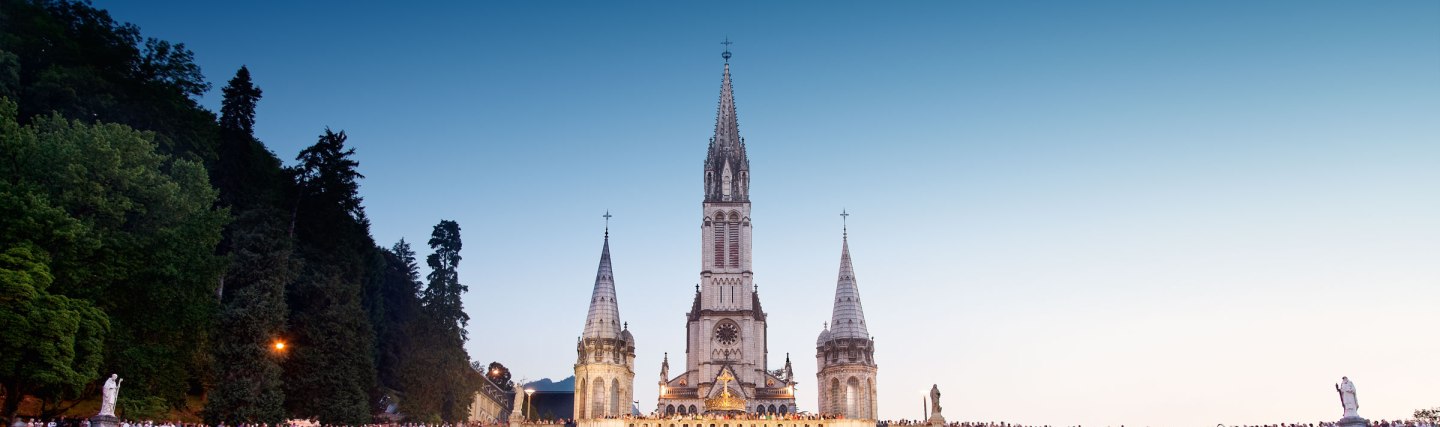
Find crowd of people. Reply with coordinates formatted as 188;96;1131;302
12;417;1437;427
11;418;209;427
1219;421;1437;427
871;420;1440;427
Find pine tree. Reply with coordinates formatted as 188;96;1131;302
213;65;285;212
423;220;475;423
375;240;423;402
206;211;294;425
423;220;467;339
219;66;261;136
284;128;378;424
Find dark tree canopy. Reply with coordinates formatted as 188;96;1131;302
0;98;225;420
0;2;484;424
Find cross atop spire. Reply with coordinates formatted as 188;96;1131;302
721;37;733;63
840;209;849;238
603;210;612;237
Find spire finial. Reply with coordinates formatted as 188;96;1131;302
840;209;849;238
603;210;612;237
721;37;733;63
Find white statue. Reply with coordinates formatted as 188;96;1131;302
99;374;123;416
930;384;942;416
511;384;523;415
1336;376;1359;418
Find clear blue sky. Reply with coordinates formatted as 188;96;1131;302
96;1;1439;425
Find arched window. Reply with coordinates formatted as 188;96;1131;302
778;405;787;415
610;378;621;416
690;405;698;415
667;405;676;416
592;379;606;417
577;378;587;419
867;378;877;419
846;377;860;419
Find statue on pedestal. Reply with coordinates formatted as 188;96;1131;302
99;374;122;416
1334;376;1366;427
1336;376;1359;418
90;374;123;427
927;384;945;426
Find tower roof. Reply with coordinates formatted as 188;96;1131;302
704;54;750;202
582;233;623;340
827;234;870;340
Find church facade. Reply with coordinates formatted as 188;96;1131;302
654;50;800;417
572;48;877;420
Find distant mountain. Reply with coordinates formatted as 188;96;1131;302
522;376;575;392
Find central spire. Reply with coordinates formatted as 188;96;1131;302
704;42;749;203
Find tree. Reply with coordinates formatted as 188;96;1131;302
375;240;423;401
0;97;225;419
205;211;295;425
284;128;378;424
1416;407;1439;424
424;220;468;339
219;66;261;136
416;220;476;423
0;0;219;162
212;66;285;212
0;246;109;423
294;128;364;228
284;269;373;425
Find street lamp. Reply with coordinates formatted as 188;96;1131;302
273;340;286;351
525;388;536;420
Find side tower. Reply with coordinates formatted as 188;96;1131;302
816;220;878;419
574;227;636;419
657;44;796;417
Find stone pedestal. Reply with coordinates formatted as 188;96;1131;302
1337;415;1368;427
90;415;120;427
927;413;946;427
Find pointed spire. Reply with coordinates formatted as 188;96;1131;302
828;220;870;340
713;61;741;154
705;42;749;202
783;353;794;381
582;225;622;340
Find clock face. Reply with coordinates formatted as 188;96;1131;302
715;323;740;346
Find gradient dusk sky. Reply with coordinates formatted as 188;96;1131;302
93;1;1439;425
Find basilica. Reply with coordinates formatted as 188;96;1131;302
571;48;879;421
